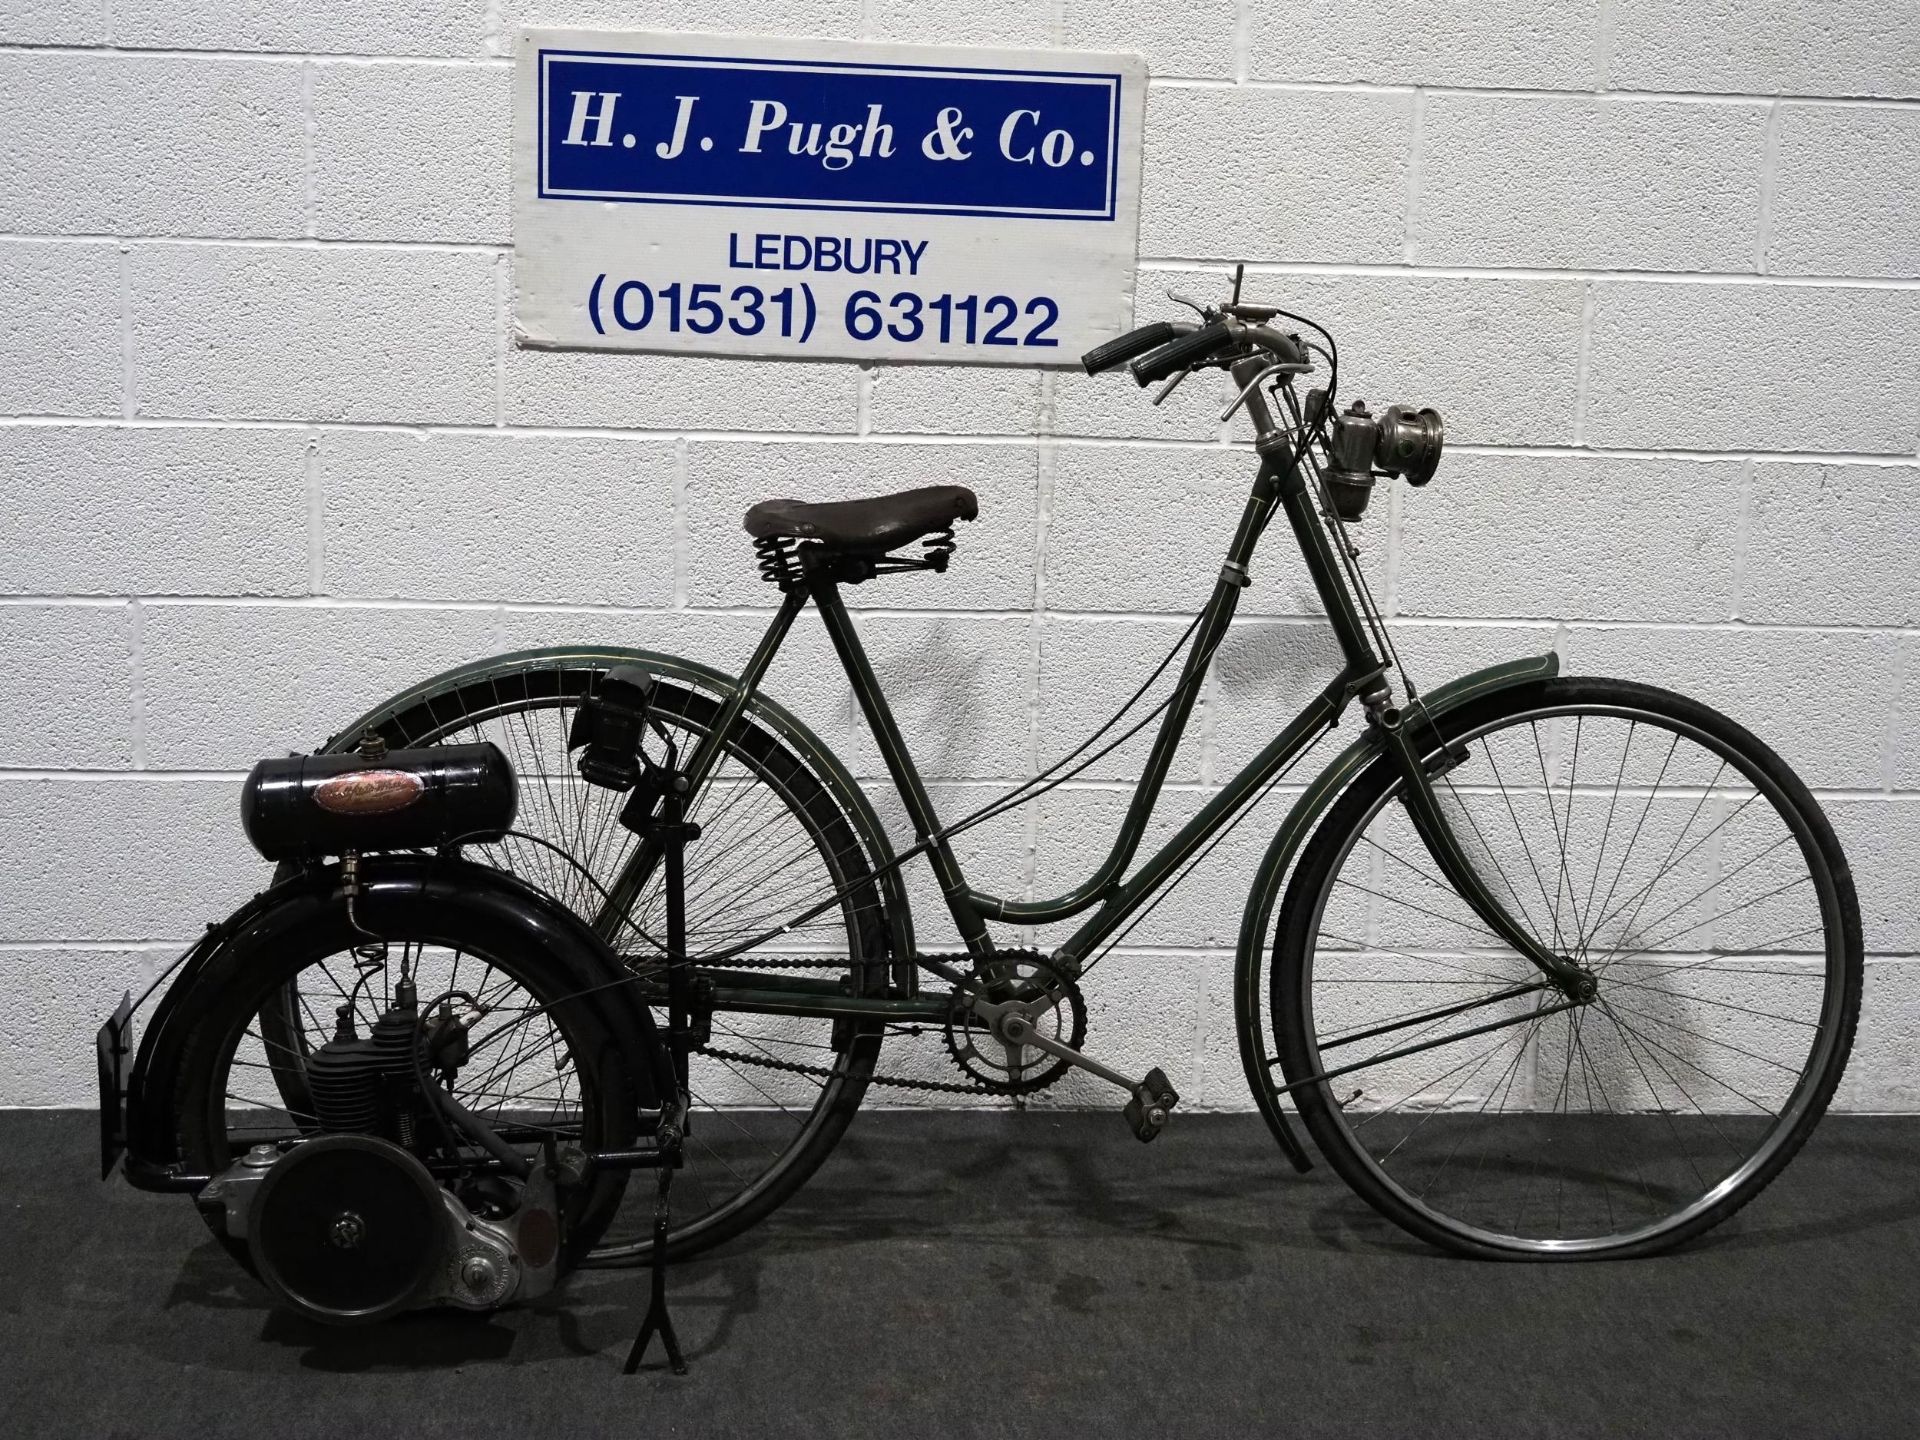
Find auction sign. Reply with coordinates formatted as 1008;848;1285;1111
513;30;1146;364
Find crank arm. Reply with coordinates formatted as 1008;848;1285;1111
957;986;1177;1120
1006;1025;1137;1094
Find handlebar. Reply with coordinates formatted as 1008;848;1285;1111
1129;320;1235;386
1079;320;1189;375
1077;315;1310;388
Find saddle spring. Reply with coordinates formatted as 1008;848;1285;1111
754;535;802;591
918;527;956;574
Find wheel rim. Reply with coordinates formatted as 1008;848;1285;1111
1291;700;1850;1255
323;666;883;1256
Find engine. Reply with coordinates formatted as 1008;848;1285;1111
198;980;562;1326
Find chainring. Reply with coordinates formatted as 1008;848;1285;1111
942;950;1087;1096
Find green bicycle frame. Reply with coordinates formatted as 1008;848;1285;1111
594;360;1587;1022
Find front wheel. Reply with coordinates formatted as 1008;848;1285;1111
1273;677;1861;1259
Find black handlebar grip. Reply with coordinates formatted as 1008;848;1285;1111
1080;321;1180;375
1130;320;1233;386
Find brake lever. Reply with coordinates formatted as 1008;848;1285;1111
1165;288;1211;320
1150;367;1194;407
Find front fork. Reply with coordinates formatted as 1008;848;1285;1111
1370;700;1597;1002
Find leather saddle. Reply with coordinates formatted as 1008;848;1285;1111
742;485;978;556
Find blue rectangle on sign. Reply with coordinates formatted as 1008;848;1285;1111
538;50;1123;221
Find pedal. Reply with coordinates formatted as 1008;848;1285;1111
1122;1067;1180;1143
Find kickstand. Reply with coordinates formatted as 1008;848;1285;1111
622;1159;686;1375
624;762;695;1376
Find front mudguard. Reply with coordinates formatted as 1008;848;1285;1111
1232;652;1561;1172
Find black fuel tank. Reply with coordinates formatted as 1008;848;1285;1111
241;743;518;862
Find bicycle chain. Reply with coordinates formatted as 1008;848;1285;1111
692;1041;992;1095
682;949;1054;1096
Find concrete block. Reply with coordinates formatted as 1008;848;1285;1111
1583;283;1920;452
1608;1;1920;100
129;244;498;424
867;0;1053;49
1744;462;1920;626
1415;95;1767;272
0;1;107;46
1561;624;1899;791
1823;798;1919;954
111;0;476;56
1048;444;1342;618
502;0;862;54
1064;3;1238;78
139;602;502;768
312;62;510;244
849;613;1036;781
1895;636;1919;792
504;346;859;433
1141;87;1411;263
0;427;309;597
868;364;1043;436
1839;960;1920;1111
1050;265;1230;443
0;242;122;417
1249;0;1602;89
1250;272;1588;447
1209;617;1352;780
0;54;306;238
319;430;677;605
1769;106;1920;279
0;948;170;1105
0;605;136;768
1036;616;1208;783
0;946;164;1106
0;776;265;941
1399;454;1745;621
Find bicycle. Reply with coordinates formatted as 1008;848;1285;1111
221;282;1860;1264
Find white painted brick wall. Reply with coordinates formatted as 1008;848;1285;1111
0;4;1915;1114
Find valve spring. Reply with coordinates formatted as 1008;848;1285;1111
754;535;801;590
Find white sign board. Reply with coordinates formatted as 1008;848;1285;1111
513;30;1146;364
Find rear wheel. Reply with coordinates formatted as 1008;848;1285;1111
264;653;903;1261
1274;677;1861;1259
173;861;655;1274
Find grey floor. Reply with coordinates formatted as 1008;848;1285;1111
5;1109;1919;1439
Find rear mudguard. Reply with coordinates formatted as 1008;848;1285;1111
120;855;664;1189
322;645;917;975
1233;652;1561;1172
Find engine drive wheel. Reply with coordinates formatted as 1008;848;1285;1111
170;858;655;1280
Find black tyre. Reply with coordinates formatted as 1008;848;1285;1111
1273;677;1862;1259
172;858;659;1274
265;653;899;1262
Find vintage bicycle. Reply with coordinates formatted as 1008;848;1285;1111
134;284;1862;1289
